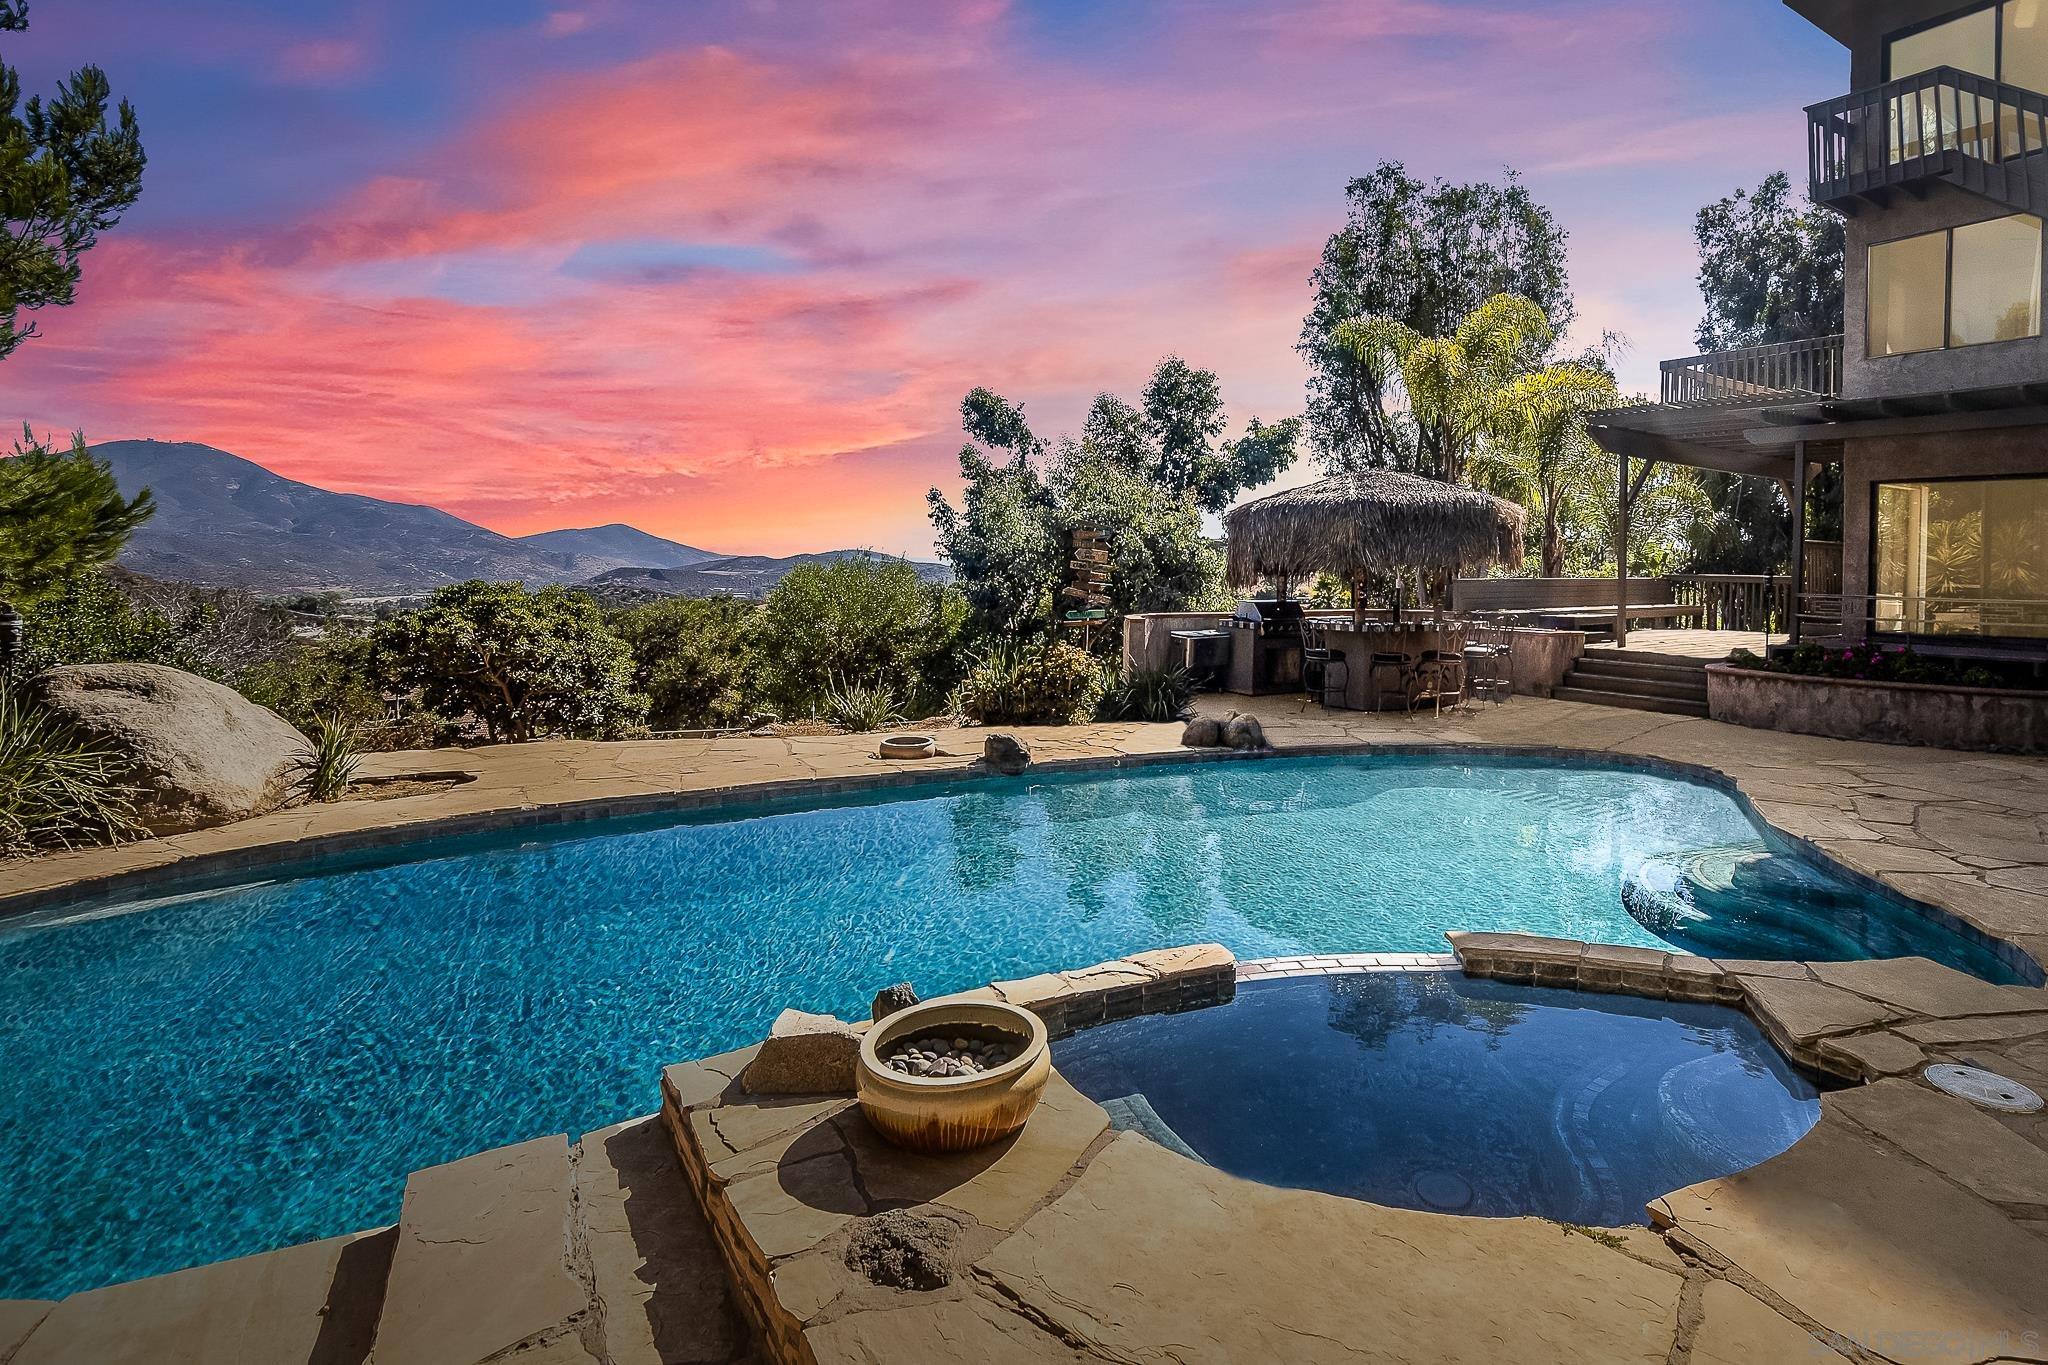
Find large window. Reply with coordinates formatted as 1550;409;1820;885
1867;213;2043;355
1876;476;2048;639
1887;2;2048;162
1890;1;2048;86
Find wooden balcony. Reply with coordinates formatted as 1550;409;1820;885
1808;65;2048;215
1659;336;1844;405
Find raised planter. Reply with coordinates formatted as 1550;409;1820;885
1706;664;2048;755
877;734;937;760
856;999;1050;1153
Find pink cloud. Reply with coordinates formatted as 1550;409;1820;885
4;0;1818;552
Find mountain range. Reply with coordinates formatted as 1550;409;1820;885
94;440;943;597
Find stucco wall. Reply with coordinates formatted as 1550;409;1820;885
1706;665;2048;753
1842;183;2048;401
1838;427;2048;632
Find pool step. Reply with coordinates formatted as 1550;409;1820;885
7;1227;394;1365
1551;685;1709;717
371;1134;595;1365
1557;654;1710;718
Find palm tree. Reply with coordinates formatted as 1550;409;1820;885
1473;362;1620;579
1332;294;1554;486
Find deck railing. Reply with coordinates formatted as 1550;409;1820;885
1670;575;1790;632
1658;336;1844;405
1807;64;2048;213
1799;593;2048;648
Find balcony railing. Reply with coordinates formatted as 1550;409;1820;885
1658;335;1844;405
1807;64;2048;213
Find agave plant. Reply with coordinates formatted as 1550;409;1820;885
1095;664;1195;723
297;713;363;803
821;680;905;734
0;684;140;853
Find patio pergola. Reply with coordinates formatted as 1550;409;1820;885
1224;471;1526;628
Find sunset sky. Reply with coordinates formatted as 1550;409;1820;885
5;0;1841;557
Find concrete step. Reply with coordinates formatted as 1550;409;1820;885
1561;670;1707;703
371;1135;596;1365
1571;656;1709;685
578;1117;744;1365
1551;685;1709;717
1586;648;1718;670
9;1227;394;1365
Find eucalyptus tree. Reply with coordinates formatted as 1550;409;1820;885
1299;163;1571;476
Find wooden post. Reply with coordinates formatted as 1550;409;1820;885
1615;452;1630;648
1788;441;1808;647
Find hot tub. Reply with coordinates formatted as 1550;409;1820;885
1053;970;1821;1227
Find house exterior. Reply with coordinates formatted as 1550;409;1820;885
1588;0;2048;663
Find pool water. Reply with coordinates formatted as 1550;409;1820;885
1055;973;1823;1226
0;755;2009;1297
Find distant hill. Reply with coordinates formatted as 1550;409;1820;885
516;523;721;573
589;552;950;600
90;440;733;595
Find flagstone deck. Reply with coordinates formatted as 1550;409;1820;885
4;696;2048;1362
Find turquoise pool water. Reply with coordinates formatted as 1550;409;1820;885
0;754;2016;1297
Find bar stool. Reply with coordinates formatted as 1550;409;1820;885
1369;650;1415;711
1302;623;1350;709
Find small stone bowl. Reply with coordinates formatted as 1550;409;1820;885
856;1000;1050;1153
877;734;937;760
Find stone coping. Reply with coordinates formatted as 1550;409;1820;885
654;942;2048;1363
3;726;2039;991
1446;929;2048;1087
9;939;2048;1362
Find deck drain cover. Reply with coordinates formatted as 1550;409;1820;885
1924;1064;2043;1113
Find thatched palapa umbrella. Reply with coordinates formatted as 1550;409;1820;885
1225;471;1525;627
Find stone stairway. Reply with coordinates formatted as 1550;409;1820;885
0;1118;743;1365
1552;650;1710;718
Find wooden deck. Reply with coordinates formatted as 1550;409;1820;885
1588;628;1767;662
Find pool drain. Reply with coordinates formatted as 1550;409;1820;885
1924;1064;2043;1113
1411;1170;1475;1212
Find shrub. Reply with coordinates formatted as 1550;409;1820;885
12;570;186;678
751;558;970;720
296;714;362;802
821;680;905;733
0;683;139;853
1726;642;2026;691
608;594;759;730
1095;663;1194;723
956;641;1103;725
371;581;644;743
239;631;386;732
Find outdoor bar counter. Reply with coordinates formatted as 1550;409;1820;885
1315;619;1468;711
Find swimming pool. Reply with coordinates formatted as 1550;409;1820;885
1055;972;1823;1226
0;754;2012;1296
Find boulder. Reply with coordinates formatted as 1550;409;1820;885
983;733;1032;776
1222;714;1266;752
740;1009;863;1095
33;663;309;835
1180;717;1223;748
871;982;921;1023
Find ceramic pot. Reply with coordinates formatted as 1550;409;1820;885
856;1000;1050;1153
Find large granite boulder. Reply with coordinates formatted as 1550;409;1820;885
33;663;310;835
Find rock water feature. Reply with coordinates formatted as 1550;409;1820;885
880;1028;1023;1078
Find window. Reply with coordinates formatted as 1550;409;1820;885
1875;477;2048;638
1866;214;2043;356
1887;3;2048;161
1951;214;2045;344
1868;231;1950;355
